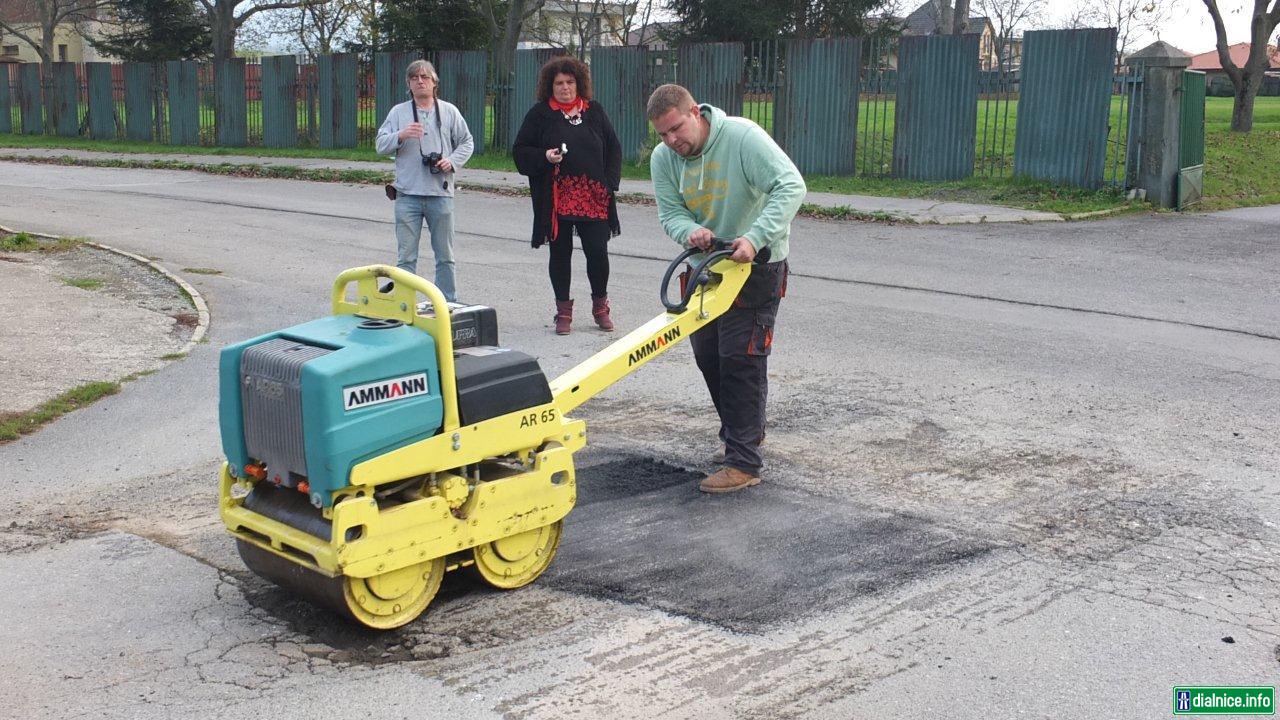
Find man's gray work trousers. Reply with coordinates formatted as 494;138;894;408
689;259;788;475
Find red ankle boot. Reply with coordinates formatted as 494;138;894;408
554;299;573;335
591;295;614;331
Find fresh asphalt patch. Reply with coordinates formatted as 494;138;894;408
546;456;994;632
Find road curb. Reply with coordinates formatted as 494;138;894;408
0;224;210;354
1063;205;1142;221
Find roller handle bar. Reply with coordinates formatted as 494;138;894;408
659;238;772;313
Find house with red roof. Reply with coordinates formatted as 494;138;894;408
1187;42;1280;94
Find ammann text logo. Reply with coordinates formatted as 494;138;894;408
1174;687;1275;715
343;373;429;411
627;327;682;366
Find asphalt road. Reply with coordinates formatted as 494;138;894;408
1;160;1278;719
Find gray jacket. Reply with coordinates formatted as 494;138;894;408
375;99;474;197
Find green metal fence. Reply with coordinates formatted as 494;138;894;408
591;45;649;162
894;34;978;181
85;63;113;139
261;55;297;148
18;64;41;134
777;37;861;175
0;65;11;134
167;60;199;145
678;42;744;117
215;59;247;146
1014;28;1117;189
438;50;488;156
2;33;1150;187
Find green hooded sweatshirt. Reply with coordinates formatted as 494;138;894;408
651;103;806;262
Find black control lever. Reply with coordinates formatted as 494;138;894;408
660;238;772;313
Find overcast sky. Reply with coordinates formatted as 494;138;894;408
243;0;1272;58
1035;0;1266;55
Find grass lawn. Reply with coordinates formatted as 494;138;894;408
1199;97;1280;210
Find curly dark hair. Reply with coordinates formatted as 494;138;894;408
535;56;592;103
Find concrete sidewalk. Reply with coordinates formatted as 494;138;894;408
0;224;207;418
0;147;1064;225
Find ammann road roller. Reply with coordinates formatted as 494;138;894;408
218;241;758;628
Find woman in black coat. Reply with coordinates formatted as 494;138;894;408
513;56;622;335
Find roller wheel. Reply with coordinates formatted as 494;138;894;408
470;521;563;589
341;556;446;629
237;539;445;630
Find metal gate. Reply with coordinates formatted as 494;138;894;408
677;42;744;116
375;51;421;133
504;48;561;151
215;59;248;147
50;62;78;137
777;37;860;175
18;64;42;134
438;50;488;156
893;34;979;180
0;66;11;134
86;63;115;139
261;56;297;148
1014;28;1117;189
318;53;357;149
1178;70;1206;209
166;60;199;145
590;45;649;163
123;63;155;141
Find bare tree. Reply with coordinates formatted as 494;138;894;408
480;0;547;147
927;0;972;34
1084;0;1175;63
524;0;613;56
1058;0;1093;28
1201;0;1280;131
196;0;316;64
974;0;1044;68
569;0;611;55
615;0;657;45
253;0;361;57
952;0;971;32
0;0;113;64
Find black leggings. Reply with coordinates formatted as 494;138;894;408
549;220;610;301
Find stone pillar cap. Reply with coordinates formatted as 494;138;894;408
1126;41;1193;67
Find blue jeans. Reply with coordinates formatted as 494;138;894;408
394;194;456;302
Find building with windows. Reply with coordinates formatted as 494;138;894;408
900;0;1000;70
519;1;635;51
1189;42;1280;96
0;0;116;63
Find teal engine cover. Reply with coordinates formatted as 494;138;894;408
219;315;443;508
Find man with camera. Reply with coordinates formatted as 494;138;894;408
375;59;474;301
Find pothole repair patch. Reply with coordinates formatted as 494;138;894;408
546;457;993;632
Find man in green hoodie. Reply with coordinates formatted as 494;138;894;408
647;83;806;493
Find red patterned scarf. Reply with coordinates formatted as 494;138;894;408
548;97;588;116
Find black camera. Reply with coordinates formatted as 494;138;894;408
423;152;444;174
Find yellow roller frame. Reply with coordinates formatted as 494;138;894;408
221;256;752;602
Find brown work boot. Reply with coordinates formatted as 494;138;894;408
699;467;760;493
554;299;573;335
591;295;614;331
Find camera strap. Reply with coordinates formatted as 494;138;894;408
411;99;444;160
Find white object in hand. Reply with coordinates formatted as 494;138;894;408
560;143;568;155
